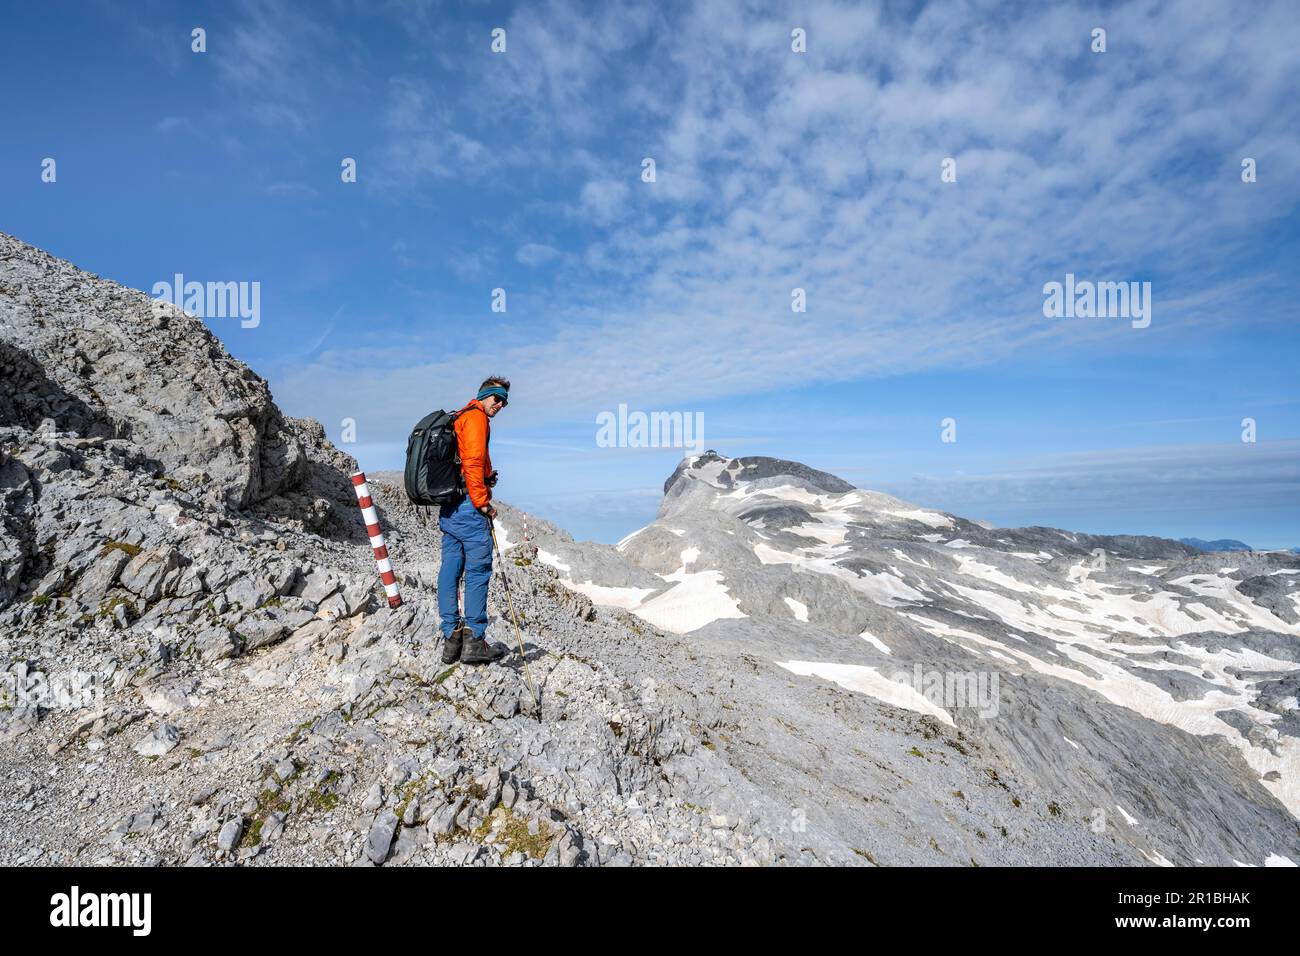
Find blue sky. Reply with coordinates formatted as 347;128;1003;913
2;0;1298;545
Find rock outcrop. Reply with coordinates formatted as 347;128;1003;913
1;233;305;510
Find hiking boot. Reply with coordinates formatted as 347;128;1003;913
460;635;507;665
441;623;470;664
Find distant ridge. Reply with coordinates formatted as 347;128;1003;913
1180;537;1254;552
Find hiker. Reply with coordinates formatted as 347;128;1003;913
438;377;511;665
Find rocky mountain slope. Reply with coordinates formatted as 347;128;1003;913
2;232;1295;866
500;452;1300;866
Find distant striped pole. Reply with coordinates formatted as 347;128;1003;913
350;471;402;608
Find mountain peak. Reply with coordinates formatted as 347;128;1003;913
663;452;857;497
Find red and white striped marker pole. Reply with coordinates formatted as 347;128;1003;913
350;471;402;608
522;514;529;542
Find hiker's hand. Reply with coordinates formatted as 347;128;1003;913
479;504;497;520
486;470;499;488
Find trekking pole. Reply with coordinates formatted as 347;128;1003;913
487;517;539;713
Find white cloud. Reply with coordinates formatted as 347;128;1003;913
578;179;631;225
154;116;197;135
275;0;1300;445
516;243;560;266
372;77;497;190
264;181;319;199
211;0;338;132
879;440;1300;517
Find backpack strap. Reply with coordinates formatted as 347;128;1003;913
458;400;490;435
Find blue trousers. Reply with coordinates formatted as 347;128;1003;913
437;495;492;639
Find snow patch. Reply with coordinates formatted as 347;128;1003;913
859;630;891;655
632;569;747;634
561;580;657;610
884;509;954;529
955;556;1039;594
754;542;800;565
495;523;515;551
776;660;954;726
615;526;648;551
850;570;927;607
536;549;570;573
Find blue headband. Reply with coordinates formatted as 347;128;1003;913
477;385;509;403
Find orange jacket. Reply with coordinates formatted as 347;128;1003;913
454;399;494;508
